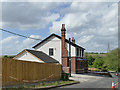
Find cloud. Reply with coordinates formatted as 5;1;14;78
1;2;118;54
22;35;42;48
0;35;42;55
79;35;94;44
50;2;118;52
2;2;61;30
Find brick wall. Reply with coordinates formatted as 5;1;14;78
62;57;69;67
71;57;76;74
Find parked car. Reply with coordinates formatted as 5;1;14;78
115;72;118;76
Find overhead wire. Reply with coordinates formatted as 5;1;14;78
0;28;73;55
0;28;60;41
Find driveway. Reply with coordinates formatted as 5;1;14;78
58;73;118;88
69;73;105;82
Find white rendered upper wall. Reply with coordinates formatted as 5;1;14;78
34;35;84;64
34;36;62;64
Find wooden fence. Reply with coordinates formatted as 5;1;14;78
2;58;61;86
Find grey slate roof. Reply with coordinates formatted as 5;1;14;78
25;49;59;63
32;34;85;50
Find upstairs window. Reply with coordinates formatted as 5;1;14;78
77;48;79;56
49;48;53;56
82;49;84;57
80;49;81;57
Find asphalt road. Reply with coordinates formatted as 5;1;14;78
55;73;118;89
61;73;118;88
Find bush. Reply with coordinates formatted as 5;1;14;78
3;55;15;58
104;48;118;72
95;69;101;72
93;57;104;69
86;56;95;66
61;73;69;81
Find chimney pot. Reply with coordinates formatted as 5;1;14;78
62;24;65;28
72;37;75;44
61;24;66;31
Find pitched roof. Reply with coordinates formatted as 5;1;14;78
14;49;59;63
26;49;59;63
32;34;85;50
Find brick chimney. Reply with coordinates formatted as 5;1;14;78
61;24;69;73
61;24;66;56
61;24;68;58
72;37;75;44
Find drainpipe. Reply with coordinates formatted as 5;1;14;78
69;38;71;76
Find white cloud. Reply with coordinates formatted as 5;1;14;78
2;2;61;30
0;36;22;55
79;35;94;44
45;14;60;23
50;2;118;52
1;2;118;54
0;36;19;44
22;35;42;48
0;35;42;55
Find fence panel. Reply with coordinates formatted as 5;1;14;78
2;58;61;86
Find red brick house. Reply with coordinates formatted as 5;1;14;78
60;24;88;73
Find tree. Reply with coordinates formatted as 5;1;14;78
3;55;15;58
104;48;118;72
88;56;95;65
3;55;8;58
93;57;104;69
85;52;95;67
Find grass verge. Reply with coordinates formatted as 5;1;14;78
26;80;78;89
3;80;79;89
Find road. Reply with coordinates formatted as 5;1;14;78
54;73;118;89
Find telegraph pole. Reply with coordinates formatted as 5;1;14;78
69;38;71;77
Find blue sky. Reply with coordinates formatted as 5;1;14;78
0;1;118;55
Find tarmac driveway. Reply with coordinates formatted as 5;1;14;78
69;73;105;82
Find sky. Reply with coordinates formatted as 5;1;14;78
0;1;118;55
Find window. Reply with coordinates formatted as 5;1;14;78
79;49;81;57
82;49;84;57
77;48;79;56
49;48;53;56
79;61;82;69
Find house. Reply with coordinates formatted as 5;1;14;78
13;49;59;64
14;24;88;74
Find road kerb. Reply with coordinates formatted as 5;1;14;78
34;81;80;89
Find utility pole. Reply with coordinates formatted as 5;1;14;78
69;38;71;77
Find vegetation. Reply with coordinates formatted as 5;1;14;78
104;48;118;72
5;80;77;89
86;56;95;67
93;56;104;69
2;55;15;58
85;48;118;72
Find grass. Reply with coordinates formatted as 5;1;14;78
3;80;78;89
25;80;77;89
31;80;77;88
